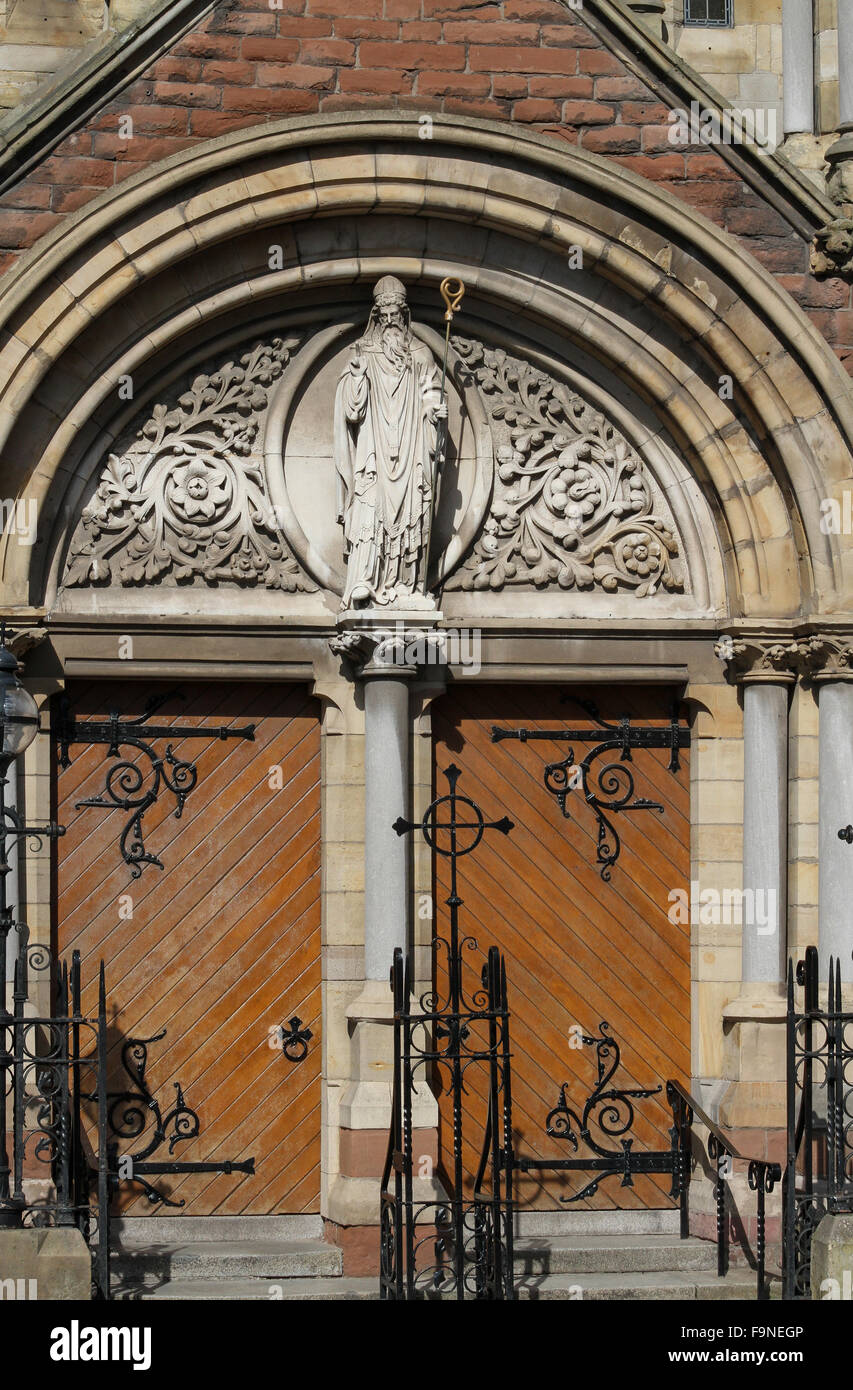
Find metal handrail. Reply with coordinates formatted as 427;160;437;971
667;1079;781;1301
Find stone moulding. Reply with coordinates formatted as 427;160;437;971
0;0;218;198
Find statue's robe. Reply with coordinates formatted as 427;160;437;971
334;336;440;607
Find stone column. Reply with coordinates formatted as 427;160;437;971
741;680;788;985
325;619;444;1272
715;635;797;1136
363;669;410;981
782;0;815;135
821;5;853;213
839;0;853;131
799;635;853;981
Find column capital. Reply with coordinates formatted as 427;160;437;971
793;631;853;684
714;632;800;685
330;614;447;680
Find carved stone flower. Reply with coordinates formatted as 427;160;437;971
168;458;230;522
622;533;661;577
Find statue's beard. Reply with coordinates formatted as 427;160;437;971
381;322;409;366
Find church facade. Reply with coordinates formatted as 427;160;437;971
1;0;852;1298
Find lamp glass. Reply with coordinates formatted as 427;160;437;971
1;683;39;758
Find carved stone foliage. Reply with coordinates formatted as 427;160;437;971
714;634;800;683
62;339;316;592
792;633;853;683
445;339;685;596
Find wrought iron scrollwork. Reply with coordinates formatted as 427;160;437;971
491;695;689;880
543;1021;664;1202
105;1029;254;1208
55;691;255;876
382;765;516;1300
0;939;111;1297
784;946;853;1299
519;1021;683;1205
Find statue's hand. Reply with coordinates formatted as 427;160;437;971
433;399;448;422
350;354;367;376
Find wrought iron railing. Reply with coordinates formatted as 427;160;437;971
380;943;514;1300
783;946;853;1299
0;929;110;1297
667;1080;781;1301
380;765;516;1300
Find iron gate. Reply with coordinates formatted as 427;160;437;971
0;931;110;1297
380;765;516;1300
784;946;853;1298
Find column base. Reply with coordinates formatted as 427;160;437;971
719;986;787;1129
326;1172;449;1276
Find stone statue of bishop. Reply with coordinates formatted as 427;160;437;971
334;276;447;609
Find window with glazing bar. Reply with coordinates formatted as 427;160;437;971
684;0;733;26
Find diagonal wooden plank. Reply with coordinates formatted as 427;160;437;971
433;683;690;1211
57;680;322;1217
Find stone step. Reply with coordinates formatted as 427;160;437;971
512;1234;717;1276
110;1239;342;1288
114;1276;377;1301
114;1268;766;1301
112;1215;323;1244
516;1268;769;1301
513;1209;681;1238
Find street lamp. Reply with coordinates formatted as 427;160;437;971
0;637;39;766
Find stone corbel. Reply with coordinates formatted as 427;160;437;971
626;1;665;41
714;633;800;685
3;624;47;660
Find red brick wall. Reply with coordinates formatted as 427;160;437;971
1;0;850;366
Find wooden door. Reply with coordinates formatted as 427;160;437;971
432;683;690;1210
55;681;321;1216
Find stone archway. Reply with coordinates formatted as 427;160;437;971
0;111;849;623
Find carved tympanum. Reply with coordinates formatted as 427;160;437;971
445;339;685;596
62;339;315;592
